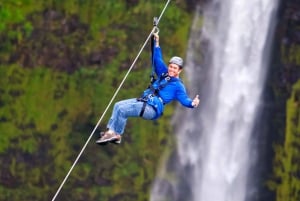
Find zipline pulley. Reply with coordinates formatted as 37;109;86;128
153;16;159;34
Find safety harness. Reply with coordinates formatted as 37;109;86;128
137;73;172;117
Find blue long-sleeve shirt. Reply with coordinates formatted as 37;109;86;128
143;46;193;119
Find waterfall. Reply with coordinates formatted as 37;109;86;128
150;0;279;201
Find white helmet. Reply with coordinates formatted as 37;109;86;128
169;56;183;68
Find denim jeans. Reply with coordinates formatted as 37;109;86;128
107;98;157;134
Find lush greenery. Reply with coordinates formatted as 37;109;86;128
268;80;300;201
0;1;192;201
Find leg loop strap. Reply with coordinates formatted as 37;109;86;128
139;102;147;117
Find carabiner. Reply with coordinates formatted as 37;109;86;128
153;26;160;34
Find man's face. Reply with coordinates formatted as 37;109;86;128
168;63;182;77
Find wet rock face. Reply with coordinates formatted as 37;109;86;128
277;0;300;89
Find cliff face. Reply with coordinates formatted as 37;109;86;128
266;0;300;200
276;0;300;94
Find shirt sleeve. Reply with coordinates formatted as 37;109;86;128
175;82;194;108
153;46;168;76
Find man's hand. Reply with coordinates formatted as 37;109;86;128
153;33;159;47
192;95;200;108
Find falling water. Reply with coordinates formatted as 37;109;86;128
150;0;279;201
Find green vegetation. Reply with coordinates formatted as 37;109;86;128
0;0;192;200
268;80;300;201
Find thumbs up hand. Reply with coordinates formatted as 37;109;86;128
192;95;200;108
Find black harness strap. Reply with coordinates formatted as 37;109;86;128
150;17;159;84
148;73;171;95
139;101;147;117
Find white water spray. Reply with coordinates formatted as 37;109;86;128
151;0;279;201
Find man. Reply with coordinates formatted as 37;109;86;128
96;33;200;144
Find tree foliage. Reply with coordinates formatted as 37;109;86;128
268;81;300;201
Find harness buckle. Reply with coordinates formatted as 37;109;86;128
148;94;155;101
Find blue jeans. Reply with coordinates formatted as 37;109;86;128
107;98;157;134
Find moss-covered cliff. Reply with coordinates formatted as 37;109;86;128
267;0;300;200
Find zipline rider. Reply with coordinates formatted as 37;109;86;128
96;32;200;144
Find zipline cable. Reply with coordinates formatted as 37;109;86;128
51;0;171;200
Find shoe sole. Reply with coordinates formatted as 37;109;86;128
110;139;121;144
96;141;108;146
96;136;120;145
